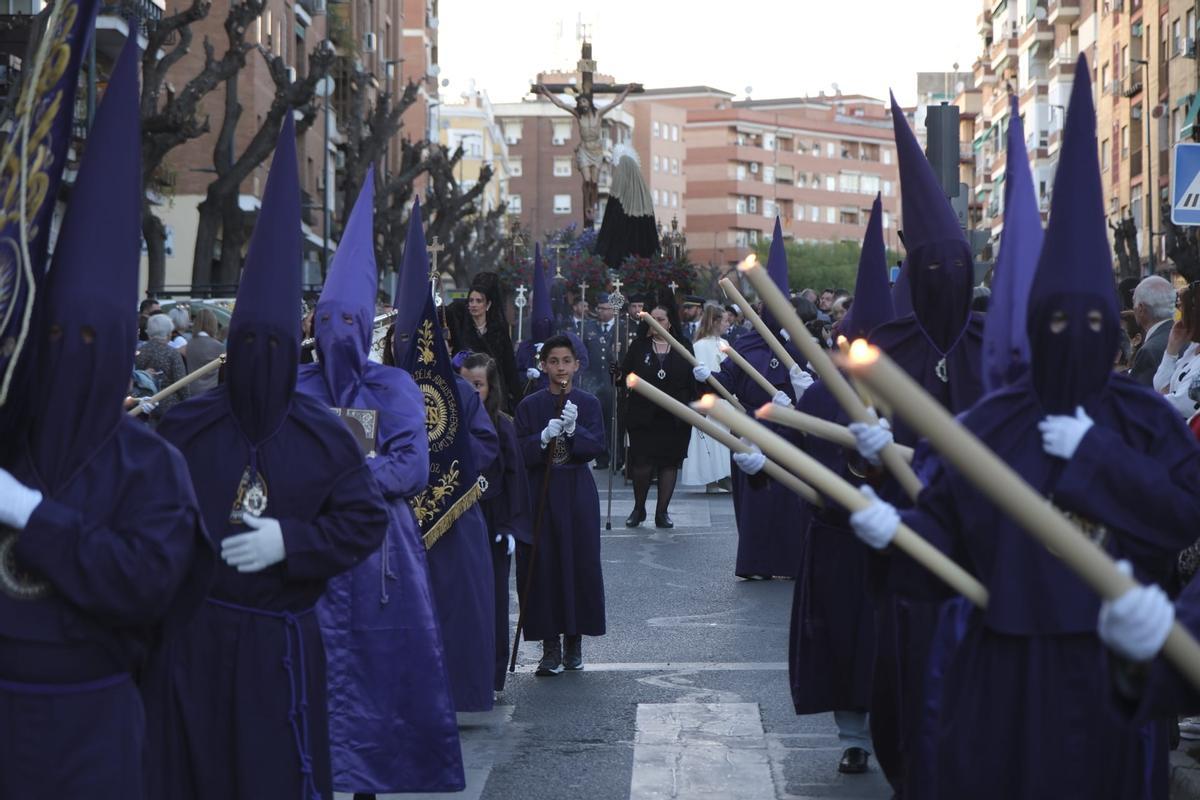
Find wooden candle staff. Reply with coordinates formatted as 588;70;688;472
756;403;915;463
737;255;924;501
840;340;1200;691
696;395;987;607
639;311;744;412
719;277;797;371
626;374;821;506
718;342;782;400
128;354;226;417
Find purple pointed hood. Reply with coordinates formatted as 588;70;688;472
843;194;896;340
315;169;376;407
1026;55;1118;413
761;217;789;331
30;37;141;490
391;197;430;364
891;93;974;349
226;112;302;443
982;95;1044;392
531;244;554;341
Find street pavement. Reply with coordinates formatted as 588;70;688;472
343;480;892;800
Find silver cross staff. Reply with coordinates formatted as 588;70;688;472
579;280;589;304
667;280;679;294
514;284;528;343
426;236;445;306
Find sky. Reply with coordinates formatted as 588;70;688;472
437;0;981;107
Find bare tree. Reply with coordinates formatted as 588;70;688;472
191;40;335;287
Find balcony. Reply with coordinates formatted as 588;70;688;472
1122;70;1144;98
1049;41;1077;71
990;36;1019;72
1048;0;1081;26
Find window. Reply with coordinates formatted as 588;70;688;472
882;149;892;165
553;157;572;177
671;158;679;175
795;204;804;220
503;120;523;145
1190;9;1197;40
552;121;571;145
796;174;807;188
1101;62;1110;93
652;155;660;172
861;174;881;194
839;173;860;193
509;157;523;177
736;196;748;214
736;163;747;180
840;209;859;225
748;196;758;213
748;229;760;245
809;205;819;222
811;142;820;156
764;133;776;151
764;200;776;218
1101;138;1111;171
265;9;273;50
1121;125;1129;159
653;189;661;206
827;142;836;158
882;211;891;229
763;165;775;183
825;175;836;192
1173;109;1182;145
672;192;679;208
653;121;661;138
553;194;572;214
882;180;894;196
508;194;522;213
826;207;836;224
671;125;679;141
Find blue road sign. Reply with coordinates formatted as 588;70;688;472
1171;143;1200;226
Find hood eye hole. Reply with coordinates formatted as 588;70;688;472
79;326;95;344
926;262;941;271
268;335;278;349
1049;311;1069;334
320;313;331;322
342;313;355;324
243;332;256;345
1087;310;1104;333
48;324;63;342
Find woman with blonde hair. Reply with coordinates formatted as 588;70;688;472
681;304;732;491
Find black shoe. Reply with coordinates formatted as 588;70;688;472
563;635;583;671
838;747;870;774
655;512;674;529
536;638;563;676
625;508;646;528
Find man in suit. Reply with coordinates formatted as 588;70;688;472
585;293;620;469
1129;275;1177;386
679;296;703;343
565;295;593;341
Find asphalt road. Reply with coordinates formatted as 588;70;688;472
351;480;892;800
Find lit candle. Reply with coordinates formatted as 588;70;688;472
639;311;745;412
836;334;878;411
696;395;987;607
718;341;780;400
626;375;821;505
841;339;1200;691
739;256;923;500
719;276;797;371
757;403;914;464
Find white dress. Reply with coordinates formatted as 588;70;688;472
1153;341;1200;421
681;336;732;486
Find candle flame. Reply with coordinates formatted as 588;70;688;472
626;374;640;389
736;254;759;274
847;339;879;365
753;402;775;420
695;394;718;411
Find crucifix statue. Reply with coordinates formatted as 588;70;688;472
534;41;643;230
426;236;445;303
549;243;568;280
578;280;589;304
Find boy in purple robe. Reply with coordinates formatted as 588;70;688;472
147;116;390;800
694;218;814;580
848;57;1200;799
788;196;895;777
460;352;533;692
0;40;210;800
514;335;607;675
296;173;463;795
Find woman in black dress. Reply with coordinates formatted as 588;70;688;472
620;298;698;529
449;272;520;413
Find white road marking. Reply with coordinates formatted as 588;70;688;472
629;702;776;800
510;661;788;674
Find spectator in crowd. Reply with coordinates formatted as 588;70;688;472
185;307;225;394
723;304;745;346
167;305;191;352
1114;328;1133;372
138;297;160;341
971;285;992;313
681;304;732;492
830;295;852;325
135;313;189;418
1154;281;1200;421
1129;275;1177;386
818;288;836;313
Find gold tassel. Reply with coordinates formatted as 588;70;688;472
422;479;485;550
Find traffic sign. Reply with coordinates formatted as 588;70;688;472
1171;143;1200;226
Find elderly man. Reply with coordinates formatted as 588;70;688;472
135;313;189;417
1130;275;1177;385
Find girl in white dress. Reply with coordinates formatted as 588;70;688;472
682;305;733;490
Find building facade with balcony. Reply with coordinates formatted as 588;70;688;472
438;85;512;214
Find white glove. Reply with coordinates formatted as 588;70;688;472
772;389;793;408
495;533;516;556
693;364;712;382
848;418;893;466
1098;561;1175;662
561;400;579;436
221;515;286;573
0;468;43;530
789;364;814;399
540;418;565;447
525;367;542;381
138;398;158;416
1039;406;1094;460
733;444;766;475
849;485;899;550
779;328;791;343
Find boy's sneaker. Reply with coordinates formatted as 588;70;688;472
563;635;583;671
536;638;563;676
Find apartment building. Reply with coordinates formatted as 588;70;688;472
438;85;513;214
626;91;688;232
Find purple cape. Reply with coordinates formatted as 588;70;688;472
514;388;607;640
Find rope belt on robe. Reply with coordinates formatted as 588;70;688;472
206;598;320;800
0;672;129;695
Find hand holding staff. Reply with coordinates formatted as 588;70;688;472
840;340;1200;691
626;374;821;506
697;395;988;607
719;277;797;371
718;342;783;402
738;255;924;501
757;403;915;463
128;354;226;417
639;311;745;412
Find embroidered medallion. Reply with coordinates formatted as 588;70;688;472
0;530;51;601
657;369;667;380
769;357;780;370
229;466;269;524
935;357;948;384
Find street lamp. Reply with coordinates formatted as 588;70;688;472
314;73;336;279
1133;58;1157;273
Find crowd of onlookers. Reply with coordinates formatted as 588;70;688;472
132;298;227;419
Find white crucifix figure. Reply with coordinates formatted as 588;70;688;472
426;237;445;282
667;281;679;294
579;280;589;303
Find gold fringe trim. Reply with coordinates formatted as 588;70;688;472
422;479;485;550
